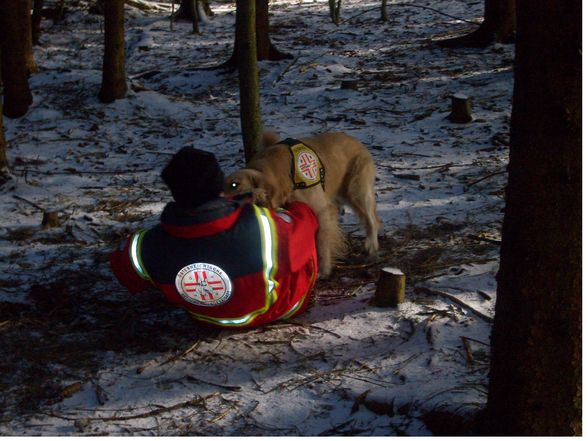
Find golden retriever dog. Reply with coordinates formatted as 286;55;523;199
224;132;380;277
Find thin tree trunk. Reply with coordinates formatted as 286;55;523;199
98;0;127;103
223;0;292;69
482;0;581;435
438;0;515;48
0;0;33;118
236;0;262;162
0;50;10;181
31;0;44;45
23;0;38;75
189;0;200;34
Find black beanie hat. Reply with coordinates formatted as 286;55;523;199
161;147;225;207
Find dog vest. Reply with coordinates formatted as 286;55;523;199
280;138;326;191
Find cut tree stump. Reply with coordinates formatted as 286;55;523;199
448;94;473;123
374;267;406;307
42;211;60;229
341;79;359;90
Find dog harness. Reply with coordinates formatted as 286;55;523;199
280;138;326;191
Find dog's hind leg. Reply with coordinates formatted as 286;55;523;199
344;153;381;256
315;201;347;277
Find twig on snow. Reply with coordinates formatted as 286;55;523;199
43;393;219;422
464;170;507;191
414;286;494;323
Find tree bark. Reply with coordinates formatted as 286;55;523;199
223;0;292;68
31;0;44;45
0;0;33;118
236;0;262;162
0;51;10;181
438;0;515;48
98;0;127;103
482;0;581;435
21;0;38;74
174;0;213;21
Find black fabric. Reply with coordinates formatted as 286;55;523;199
161;147;225;208
142;204;264;283
160;198;240;226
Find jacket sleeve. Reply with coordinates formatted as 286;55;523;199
110;235;152;294
273;201;319;273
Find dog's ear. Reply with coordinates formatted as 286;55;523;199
262;130;280;149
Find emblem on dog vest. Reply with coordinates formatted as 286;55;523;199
175;263;233;307
282;139;325;190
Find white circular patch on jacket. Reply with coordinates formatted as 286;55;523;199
175;263;233;307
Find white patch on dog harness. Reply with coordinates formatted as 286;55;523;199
175;262;233;307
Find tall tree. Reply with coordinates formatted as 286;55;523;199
0;0;34;118
0;51;10;183
31;0;44;45
173;0;213;21
23;0;38;75
236;0;262;161
482;0;581;435
224;0;292;68
98;0;127;103
438;0;515;48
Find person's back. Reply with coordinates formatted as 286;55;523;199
110;147;319;328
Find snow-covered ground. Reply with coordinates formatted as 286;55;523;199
0;0;512;435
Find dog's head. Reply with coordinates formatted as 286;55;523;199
224;169;273;207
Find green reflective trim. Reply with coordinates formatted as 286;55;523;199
188;206;280;327
129;229;152;281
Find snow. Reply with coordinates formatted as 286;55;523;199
0;0;512;435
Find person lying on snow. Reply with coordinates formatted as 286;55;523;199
110;147;319;328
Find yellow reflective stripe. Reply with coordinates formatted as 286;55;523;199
188;206;280;327
129;230;152;281
256;206;279;305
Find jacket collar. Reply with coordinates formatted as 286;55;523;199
160;198;243;239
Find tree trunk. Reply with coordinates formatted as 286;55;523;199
98;0;127;103
174;0;213;21
31;0;44;45
236;0;262;162
23;0;38;75
0;0;33;118
482;0;581;435
223;0;292;68
438;0;515;48
0;51;10;182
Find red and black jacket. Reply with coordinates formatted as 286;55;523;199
110;198;318;328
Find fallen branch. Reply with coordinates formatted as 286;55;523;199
464;170;507;191
44;393;219;422
467;233;501;245
460;336;474;366
414;286;494;323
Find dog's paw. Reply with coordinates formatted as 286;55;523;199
365;239;379;256
251;188;269;207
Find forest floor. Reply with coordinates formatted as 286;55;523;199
0;0;512;435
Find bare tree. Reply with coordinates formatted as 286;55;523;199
31;0;44;45
481;0;581;435
0;51;10;182
173;0;214;21
0;0;33;118
438;0;515;48
236;0;262;161
223;0;292;68
98;0;127;103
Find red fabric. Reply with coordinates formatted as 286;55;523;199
110;236;152;294
110;201;319;328
161;206;243;239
